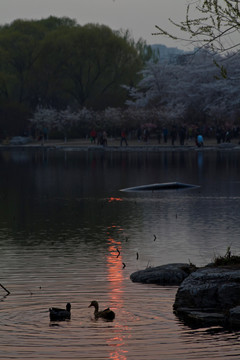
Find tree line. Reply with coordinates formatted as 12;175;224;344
26;49;240;141
2;2;240;140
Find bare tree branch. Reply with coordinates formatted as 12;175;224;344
153;0;240;54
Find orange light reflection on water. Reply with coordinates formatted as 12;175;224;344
106;238;124;301
106;237;129;360
107;197;123;203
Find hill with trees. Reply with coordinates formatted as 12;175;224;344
0;16;150;137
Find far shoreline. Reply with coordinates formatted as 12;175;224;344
1;137;240;152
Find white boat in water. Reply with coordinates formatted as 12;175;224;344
121;182;199;192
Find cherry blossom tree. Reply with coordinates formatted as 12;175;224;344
53;109;81;142
29;107;57;142
125;50;240;127
30;51;240;139
30;107;82;142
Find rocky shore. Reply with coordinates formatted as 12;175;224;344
130;262;240;329
174;265;240;328
130;263;197;285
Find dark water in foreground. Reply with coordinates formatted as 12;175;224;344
0;149;240;359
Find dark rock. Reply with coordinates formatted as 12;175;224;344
176;309;226;328
173;266;240;328
228;306;240;327
130;263;197;286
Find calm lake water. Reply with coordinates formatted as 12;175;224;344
0;148;240;359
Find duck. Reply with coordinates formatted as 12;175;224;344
88;300;115;321
49;302;71;321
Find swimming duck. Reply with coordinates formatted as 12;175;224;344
88;300;115;321
49;302;71;321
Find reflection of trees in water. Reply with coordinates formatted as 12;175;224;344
1;150;240;246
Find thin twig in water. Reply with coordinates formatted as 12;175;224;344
0;283;10;295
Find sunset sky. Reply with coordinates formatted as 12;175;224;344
1;0;191;48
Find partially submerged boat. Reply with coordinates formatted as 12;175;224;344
121;182;199;192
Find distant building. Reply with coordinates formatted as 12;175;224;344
150;44;193;64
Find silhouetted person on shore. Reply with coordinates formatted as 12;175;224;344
102;131;107;146
196;134;204;147
143;128;149;142
170;126;177;145
179;126;186;145
163;128;168;143
90;129;97;144
137;127;142;141
120;130;128;146
156;126;162;144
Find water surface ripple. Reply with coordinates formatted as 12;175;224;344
0;150;240;359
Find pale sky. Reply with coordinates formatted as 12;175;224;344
0;0;191;49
